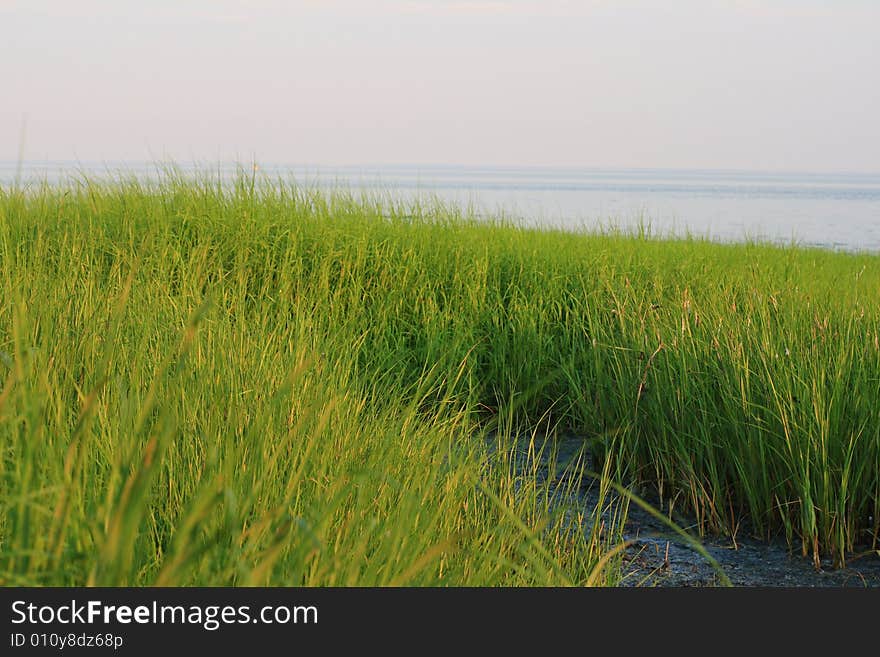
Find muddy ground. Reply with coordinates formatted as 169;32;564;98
498;431;880;587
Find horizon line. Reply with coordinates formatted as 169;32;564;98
3;159;880;179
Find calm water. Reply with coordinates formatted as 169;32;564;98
3;161;880;252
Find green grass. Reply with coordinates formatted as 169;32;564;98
1;174;878;585
0;176;623;586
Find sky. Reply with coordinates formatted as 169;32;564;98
1;0;878;172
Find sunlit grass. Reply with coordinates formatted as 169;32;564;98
0;176;623;586
1;173;878;585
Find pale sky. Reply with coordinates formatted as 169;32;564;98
2;0;878;171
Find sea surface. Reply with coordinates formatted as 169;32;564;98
3;161;879;252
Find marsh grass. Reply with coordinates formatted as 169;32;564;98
1;173;878;584
0;176;624;586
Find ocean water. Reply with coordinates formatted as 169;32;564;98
3;161;879;252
